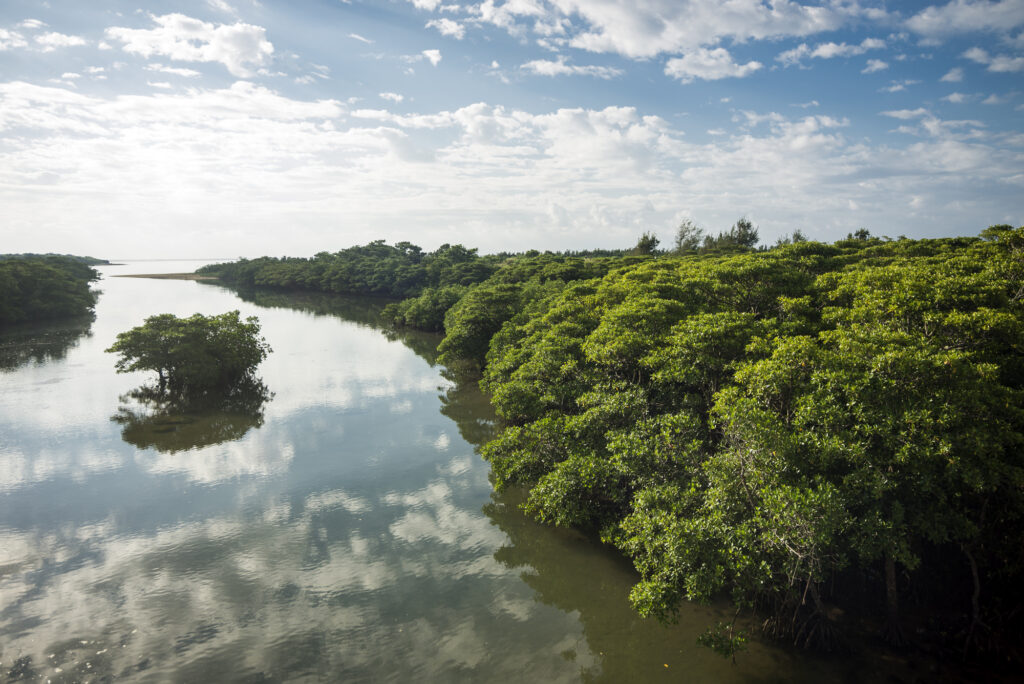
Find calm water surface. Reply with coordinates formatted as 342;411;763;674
1;261;875;682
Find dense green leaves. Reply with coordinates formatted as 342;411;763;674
106;311;272;394
462;226;1024;659
0;256;99;325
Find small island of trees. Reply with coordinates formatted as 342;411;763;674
106;311;272;395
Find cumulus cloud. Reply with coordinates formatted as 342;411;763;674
0;80;1020;257
427;17;465;39
862;59;889;73
380;91;405;102
0;28;28;50
105;13;274;77
556;0;849;58
207;0;237;14
35;31;88;51
778;37;885;66
906;0;1024;38
942;91;970;103
882;108;930;120
880;79;921;93
941;66;965;81
665;47;762;83
422;48;442;65
520;56;623;79
963;46;1024;71
146;63;202;77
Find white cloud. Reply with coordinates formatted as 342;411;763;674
0;80;1019;258
19;19;47;30
882;108;930;119
60;72;81;79
963;46;990;62
206;0;237;14
942;91;969;102
880;79;921;92
348;33;373;44
422;48;442;66
105;13;273;77
426;18;465;39
779;37;885;66
665;47;762;83
514;0;853;59
988;54;1024;70
777;43;811;65
380;92;405;102
34;32;88;51
907;0;1024;38
146;63;202;77
0;28;28;50
963;45;1024;71
408;0;443;9
982;93;1007;104
811;37;885;58
941;66;965;81
862;59;888;73
520;56;623;79
147;81;173;89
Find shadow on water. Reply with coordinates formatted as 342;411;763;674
112;379;273;453
0;315;93;371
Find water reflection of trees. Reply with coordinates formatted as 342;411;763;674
437;365;499;449
209;284;502;457
112;379;273;453
204;283;444;366
482;489;853;684
0;316;93;371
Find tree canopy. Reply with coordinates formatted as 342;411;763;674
449;226;1024;661
0;255;99;325
106;311;272;394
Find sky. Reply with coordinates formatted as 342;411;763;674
0;0;1022;258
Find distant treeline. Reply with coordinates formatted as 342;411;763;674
200;225;1024;664
0;256;100;326
0;253;110;265
195;240;639;301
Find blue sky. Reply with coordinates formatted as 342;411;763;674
1;0;1022;257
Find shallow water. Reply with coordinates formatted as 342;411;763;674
0;262;877;682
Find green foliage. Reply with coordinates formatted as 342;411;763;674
469;225;1024;660
381;285;468;332
437;283;524;366
673;219;704;253
197;240;496;298
0;256;99;325
106;311;272;394
632;232;661;255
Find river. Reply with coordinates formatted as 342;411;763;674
0;261;887;682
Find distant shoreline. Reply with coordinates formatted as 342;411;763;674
113;273;220;280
